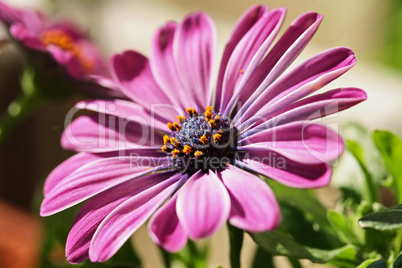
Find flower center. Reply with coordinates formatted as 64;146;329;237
162;107;237;173
39;30;94;73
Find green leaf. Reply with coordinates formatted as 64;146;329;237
327;210;357;245
346;140;378;203
251;231;357;266
366;259;387;268
279;203;343;249
356;259;383;268
265;179;331;230
393;251;402;268
359;204;402;230
373;130;402;203
333;122;386;202
252;247;275;268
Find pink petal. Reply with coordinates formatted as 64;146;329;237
9;23;45;50
61;114;163;153
48;21;87;41
44;152;105;196
176;170;230;239
220;165;281;232
89;174;187;262
236;153;332;189
66;171;177;264
47;45;87;78
110;50;180;119
18;9;46;34
74;39;109;77
236;47;356;129
173;12;216;109
150;22;198;110
233;12;323;118
40;156;171;216
76;99;169;132
148;193;187;252
215;5;269;111
238;122;344;165
0;2;23;25
242;87;367;136
221;8;286;115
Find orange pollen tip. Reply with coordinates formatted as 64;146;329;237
186;108;196;116
218;130;223;134
213;133;222;143
177;115;186;123
215;115;220;120
200;134;208;144
147;168;150;170
183;145;193;154
170;137;176;144
194;151;203;157
163;135;170;145
161;145;168;152
226;162;229;166
239;69;244;73
172;149;180;158
167;122;174;130
209;119;215;126
173;122;181;131
204;110;212;118
39;30;93;72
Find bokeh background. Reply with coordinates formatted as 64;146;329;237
0;0;401;267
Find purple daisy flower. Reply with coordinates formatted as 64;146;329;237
0;1;122;97
40;5;367;264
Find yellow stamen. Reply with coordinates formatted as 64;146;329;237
215;115;220;120
161;145;168;152
213;133;222;143
200;134;208;144
204;106;213;119
170;137;176;145
177;115;186;123
172;149;180;158
209;119;215;127
167;122;174;130
183;145;193;154
239;69;244;74
163;135;170;145
194;151;203;158
173;122;181;131
186;108;196;116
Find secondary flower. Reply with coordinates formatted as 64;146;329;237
0;1;121;97
41;6;367;264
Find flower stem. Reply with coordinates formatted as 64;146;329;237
0;68;43;144
227;223;243;268
159;247;171;268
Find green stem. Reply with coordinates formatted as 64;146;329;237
159;247;171;268
288;257;303;268
395;229;402;256
0;69;43;144
228;223;243;268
